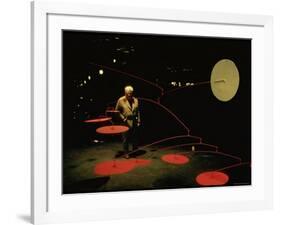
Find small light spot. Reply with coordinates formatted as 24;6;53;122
99;69;104;75
84;80;87;84
77;104;80;108
113;59;117;63
80;96;83;100
88;76;91;80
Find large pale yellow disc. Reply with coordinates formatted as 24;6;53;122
210;59;240;102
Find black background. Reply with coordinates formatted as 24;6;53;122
63;30;251;161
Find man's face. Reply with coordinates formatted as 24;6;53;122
125;91;133;101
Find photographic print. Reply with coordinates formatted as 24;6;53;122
62;30;251;194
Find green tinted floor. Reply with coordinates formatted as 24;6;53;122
63;142;251;194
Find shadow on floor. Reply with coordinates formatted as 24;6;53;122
64;176;110;194
17;214;31;224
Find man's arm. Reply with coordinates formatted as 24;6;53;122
137;110;141;126
137;100;141;126
115;99;126;122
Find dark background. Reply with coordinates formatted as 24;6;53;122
63;30;251;161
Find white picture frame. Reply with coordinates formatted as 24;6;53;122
31;1;273;224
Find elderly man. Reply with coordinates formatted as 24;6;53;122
115;85;141;158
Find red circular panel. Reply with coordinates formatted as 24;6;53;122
94;159;151;176
96;125;129;134
84;117;112;123
196;171;229;186
161;154;189;165
94;160;135;175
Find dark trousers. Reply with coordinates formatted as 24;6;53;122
122;126;138;152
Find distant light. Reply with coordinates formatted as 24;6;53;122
113;59;117;63
80;83;83;87
84;80;87;84
178;82;182;87
190;83;194;86
99;69;104;75
80;96;83;100
77;104;80;108
115;37;120;40
170;81;177;86
186;82;191;86
88;76;91;80
90;98;94;102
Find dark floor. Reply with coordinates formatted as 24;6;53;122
63;141;251;194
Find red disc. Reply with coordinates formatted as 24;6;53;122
94;160;135;175
84;117;112;123
94;159;151;176
161;154;189;165
196;171;229;186
96;125;129;134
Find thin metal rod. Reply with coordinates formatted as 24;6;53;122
215;162;250;172
90;62;164;93
214;79;226;83
164;80;210;96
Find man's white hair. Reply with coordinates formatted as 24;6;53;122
124;85;134;93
